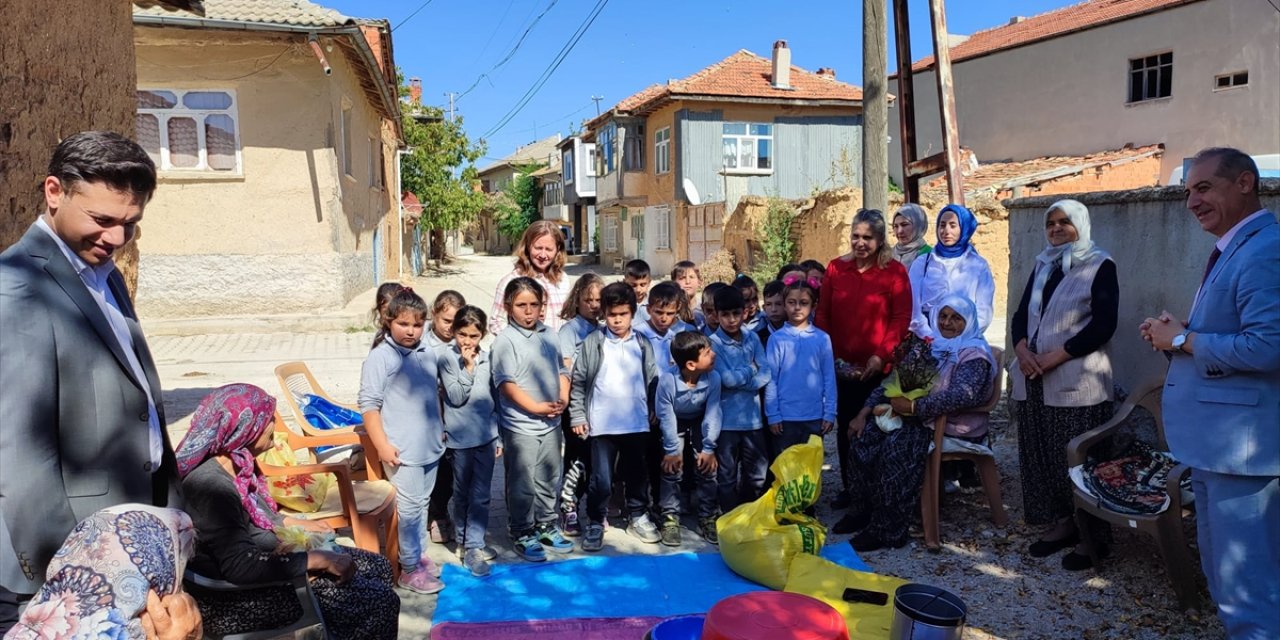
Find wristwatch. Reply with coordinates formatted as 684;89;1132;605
1171;329;1191;352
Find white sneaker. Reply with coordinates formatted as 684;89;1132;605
627;513;661;544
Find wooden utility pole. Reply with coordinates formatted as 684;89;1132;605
893;0;966;205
861;0;889;213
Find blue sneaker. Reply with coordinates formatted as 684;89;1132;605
513;534;547;562
537;523;574;553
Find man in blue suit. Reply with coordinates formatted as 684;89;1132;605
1141;147;1279;638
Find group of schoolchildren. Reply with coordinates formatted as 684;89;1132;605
357;257;837;596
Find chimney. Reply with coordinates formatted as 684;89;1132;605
816;67;836;79
1008;16;1026;25
409;77;422;105
771;40;791;89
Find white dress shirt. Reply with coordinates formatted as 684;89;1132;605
36;217;163;468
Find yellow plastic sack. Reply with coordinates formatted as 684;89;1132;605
257;431;335;513
718;434;826;589
784;553;908;640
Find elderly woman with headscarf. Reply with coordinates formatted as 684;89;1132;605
891;203;931;267
5;504;197;640
908;204;996;339
839;294;998;551
176;384;399;638
1010;199;1118;571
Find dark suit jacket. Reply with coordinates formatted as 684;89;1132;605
0;223;181;594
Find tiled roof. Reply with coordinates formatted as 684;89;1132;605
478;134;563;176
908;0;1203;72
589;49;861;129
924;144;1163;196
133;0;350;27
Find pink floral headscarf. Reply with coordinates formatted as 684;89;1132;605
175;383;280;530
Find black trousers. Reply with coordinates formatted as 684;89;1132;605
658;418;718;519
0;586;31;636
428;450;454;523
586;433;651;525
835;375;883;492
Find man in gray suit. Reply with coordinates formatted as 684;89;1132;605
1142;147;1279;638
1;132;200;638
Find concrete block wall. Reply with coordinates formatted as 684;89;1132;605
1004;180;1280;389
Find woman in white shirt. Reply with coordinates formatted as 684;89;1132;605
908;204;995;339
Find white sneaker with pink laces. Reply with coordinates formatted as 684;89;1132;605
398;564;445;594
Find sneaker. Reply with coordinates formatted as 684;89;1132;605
660;514;682;547
513;534;547;562
627;514;661;544
698;517;719;545
417;555;441;578
478;545;498;561
463;548;492;577
398;565;445;594
581;524;605;552
561;511;582;537
536;523;574;554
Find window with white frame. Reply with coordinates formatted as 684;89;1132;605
655;206;671;250
543;181;562;206
563;150;574;184
722;123;773;171
586;145;597;177
1128;52;1172;103
136;89;241;173
1214;71;1248;91
655;127;671;175
341;104;354;177
602;215;618;252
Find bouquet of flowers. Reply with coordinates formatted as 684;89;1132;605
875;333;940;432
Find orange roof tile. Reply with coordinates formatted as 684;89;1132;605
907;0;1203;73
588;49;862;129
924;144;1163;196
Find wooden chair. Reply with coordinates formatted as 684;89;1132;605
184;571;327;640
275;361;361;438
1066;376;1200;610
258;414;396;557
921;346;1009;550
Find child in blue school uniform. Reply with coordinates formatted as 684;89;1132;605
733;275;766;333
764;278;837;456
709;286;771;513
654;331;723;546
437;305;500;577
358;287;446;593
424;289;465;546
699;282;729;336
555;272;605;536
624;259;653;328
570;283;662;552
490;277;574;562
634;282;695;374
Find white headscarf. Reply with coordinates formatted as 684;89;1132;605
1027;199;1108;336
929;293;990;367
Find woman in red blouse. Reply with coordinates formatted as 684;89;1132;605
816;209;912;522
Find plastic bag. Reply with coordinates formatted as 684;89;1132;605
718;434;826;589
257;431;335;513
784;553;907;640
298;394;363;431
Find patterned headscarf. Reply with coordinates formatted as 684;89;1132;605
6;504;195;640
175;383;279;530
933;204;979;259
892;203;929;263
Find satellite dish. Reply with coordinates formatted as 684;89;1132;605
683;178;702;205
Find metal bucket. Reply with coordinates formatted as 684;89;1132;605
888;583;967;640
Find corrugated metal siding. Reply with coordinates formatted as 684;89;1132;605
678;109;863;205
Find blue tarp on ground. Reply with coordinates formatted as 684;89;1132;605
433;545;869;623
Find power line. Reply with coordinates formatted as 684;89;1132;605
503;102;595;136
392;0;438;32
472;0;518;64
482;0;611;140
457;0;561;101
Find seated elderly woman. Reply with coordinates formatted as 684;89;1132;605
840;293;997;551
176;384;399;639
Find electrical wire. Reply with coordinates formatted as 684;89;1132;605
472;0;518;65
503;102;595;136
392;0;438;32
481;0;610;140
457;0;561;101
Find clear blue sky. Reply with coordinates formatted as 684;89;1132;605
323;0;1073;162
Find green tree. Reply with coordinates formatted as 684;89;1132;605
399;75;486;261
495;162;543;241
752;197;798;284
